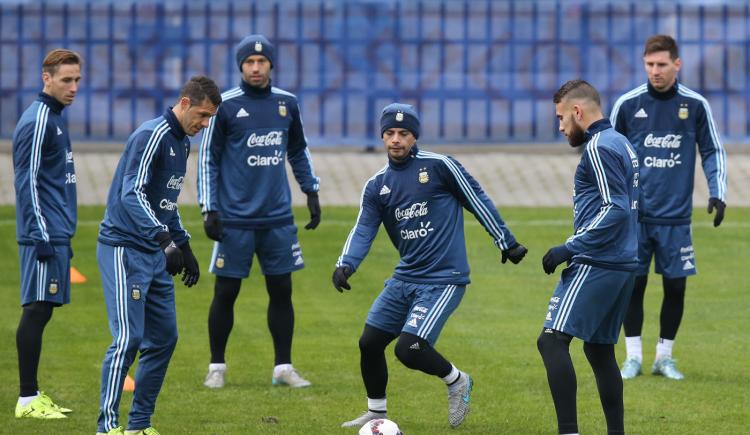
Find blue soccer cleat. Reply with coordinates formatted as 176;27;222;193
652;357;685;380
620;357;642;379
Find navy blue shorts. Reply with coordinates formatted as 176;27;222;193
208;225;304;278
19;244;72;306
637;223;696;278
543;263;635;344
366;278;465;346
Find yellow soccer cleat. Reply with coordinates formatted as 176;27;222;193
15;395;67;419
125;427;160;435
38;391;73;413
97;426;125;435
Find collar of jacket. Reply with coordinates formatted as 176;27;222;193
388;144;419;170
647;80;679;100
583;118;612;142
38;92;65;114
240;79;272;98
164;107;187;140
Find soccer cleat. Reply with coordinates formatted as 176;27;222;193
203;368;226;388
96;427;125;435
272;367;312;388
125;428;160;435
341;410;388;428
38;391;72;413
447;371;473;427
652;357;685;380
620;357;642;379
15;395;67;419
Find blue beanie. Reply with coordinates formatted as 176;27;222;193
380;103;420;139
236;34;274;71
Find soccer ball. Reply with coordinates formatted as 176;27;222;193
359;418;403;435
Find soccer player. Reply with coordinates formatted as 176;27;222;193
610;35;728;380
538;80;639;435
12;48;81;419
197;34;320;389
95;76;220;435
333;103;528;429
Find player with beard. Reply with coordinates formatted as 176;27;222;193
538;80;639;435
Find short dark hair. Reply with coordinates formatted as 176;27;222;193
644;35;679;60
180;75;222;107
42;49;82;75
553;79;601;107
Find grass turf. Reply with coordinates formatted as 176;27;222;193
0;205;747;434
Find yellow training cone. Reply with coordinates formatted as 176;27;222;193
70;266;87;284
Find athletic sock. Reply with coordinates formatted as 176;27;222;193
208;363;226;372
442;364;460;385
655;338;674;360
624;336;642;362
17;393;39;407
367;397;387;413
273;363;292;377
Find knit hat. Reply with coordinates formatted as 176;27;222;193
380;103;420;139
235;34;274;71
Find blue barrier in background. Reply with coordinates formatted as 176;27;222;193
1;0;748;146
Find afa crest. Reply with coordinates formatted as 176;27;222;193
396;112;404;122
216;257;225;269
678;104;689;120
418;168;429;184
49;280;58;295
254;41;263;52
278;104;287;117
132;286;141;301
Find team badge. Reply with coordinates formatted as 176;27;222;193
49;280;58;295
254;41;263;52
132;285;141;301
216;257;225;269
678;104;688;120
278;104;287;117
396;112;404;122
418;168;429;184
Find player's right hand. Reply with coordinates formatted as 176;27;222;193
203;211;224;241
156;232;184;276
33;240;55;261
332;265;353;292
707;197;726;227
180;241;200;287
501;243;528;264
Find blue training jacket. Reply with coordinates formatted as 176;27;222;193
565;119;640;271
610;81;728;224
197;80;319;229
98;109;190;252
336;146;518;285
13;93;77;245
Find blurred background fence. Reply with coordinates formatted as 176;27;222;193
1;0;749;146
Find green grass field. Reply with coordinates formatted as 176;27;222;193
1;205;748;434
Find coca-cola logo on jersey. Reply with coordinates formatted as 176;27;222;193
166;175;184;190
246;131;283;147
643;133;682;148
395;202;428;221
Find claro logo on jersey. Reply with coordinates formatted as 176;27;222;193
394;202;428;222
643;134;682;149
401;221;435;240
248;150;284;167
644;153;681;168
159;198;178;211
246;131;284;147
166;175;184;190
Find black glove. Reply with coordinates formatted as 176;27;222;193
332;265;353;292
180;241;200;287
707;197;726;227
203;211;224;241
34;240;55;261
305;192;321;230
501;243;528;264
542;244;572;275
156;232;183;276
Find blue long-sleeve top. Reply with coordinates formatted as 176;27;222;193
610;81;728;224
564;119;640;271
197;80;319;229
98;108;190;252
336;146;518;285
13;92;77;245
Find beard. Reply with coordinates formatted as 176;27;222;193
566;117;586;147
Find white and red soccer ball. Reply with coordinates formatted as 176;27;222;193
359;418;403;435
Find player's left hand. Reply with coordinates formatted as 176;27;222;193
707;197;726;227
542;244;572;275
180;241;200;287
305;192;321;230
332;265;353;292
501;242;528;264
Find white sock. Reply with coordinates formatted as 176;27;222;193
442;364;460;385
273;363;292;377
625;336;642;362
367;397;387;412
17;393;39;407
655;338;674;360
209;363;226;372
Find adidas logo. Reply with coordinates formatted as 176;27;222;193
407;318;418;327
236;108;249;118
294;256;304;266
545;312;552;321
56;126;62;135
409;342;420;350
682;260;694;270
169;147;176;156
634;108;648;118
379;185;391;195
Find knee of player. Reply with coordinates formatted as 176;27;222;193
537;328;571;355
393;334;423;368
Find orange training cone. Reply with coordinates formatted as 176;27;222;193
70;266;87;284
123;374;135;392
